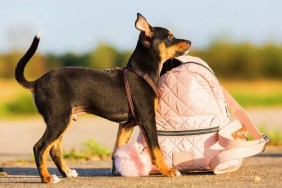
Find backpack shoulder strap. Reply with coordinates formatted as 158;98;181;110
222;87;268;141
208;87;269;174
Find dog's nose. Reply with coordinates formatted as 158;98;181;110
187;40;192;45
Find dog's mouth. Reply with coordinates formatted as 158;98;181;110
175;46;191;57
174;40;191;56
184;48;190;55
158;39;192;64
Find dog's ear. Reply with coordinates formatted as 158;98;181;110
135;13;153;38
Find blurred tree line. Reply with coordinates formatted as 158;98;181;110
193;40;282;79
0;40;281;80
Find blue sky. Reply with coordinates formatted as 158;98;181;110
0;0;281;53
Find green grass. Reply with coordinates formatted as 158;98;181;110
258;127;282;146
63;138;111;160
233;93;282;107
222;80;282;107
4;93;37;115
247;127;282;146
2;138;111;163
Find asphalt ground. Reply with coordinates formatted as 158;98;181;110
0;147;282;188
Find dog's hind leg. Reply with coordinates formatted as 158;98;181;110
112;122;135;175
33;115;71;183
50;136;78;178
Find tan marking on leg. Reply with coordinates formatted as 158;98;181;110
41;117;72;183
154;98;159;111
40;141;57;183
52;138;72;174
50;119;73;176
153;148;179;177
113;122;135;153
58;143;70;173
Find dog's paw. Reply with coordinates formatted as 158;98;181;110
164;168;182;177
175;169;182;176
0;171;8;176
43;174;61;183
65;170;78;178
51;174;61;183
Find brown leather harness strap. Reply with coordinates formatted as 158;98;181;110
124;67;160;98
123;67;160;123
123;68;137;122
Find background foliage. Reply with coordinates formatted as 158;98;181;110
0;40;282;80
193;40;282;80
0;40;282;116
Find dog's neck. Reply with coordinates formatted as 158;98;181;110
127;41;162;85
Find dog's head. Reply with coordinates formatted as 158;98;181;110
135;13;191;64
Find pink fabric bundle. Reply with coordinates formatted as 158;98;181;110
114;143;152;177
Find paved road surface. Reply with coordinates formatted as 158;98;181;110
0;147;281;187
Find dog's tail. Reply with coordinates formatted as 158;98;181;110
15;32;41;90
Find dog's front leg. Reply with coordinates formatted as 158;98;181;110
112;122;135;175
139;119;181;177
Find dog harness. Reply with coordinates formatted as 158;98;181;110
123;67;159;123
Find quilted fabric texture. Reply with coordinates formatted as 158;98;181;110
155;55;230;171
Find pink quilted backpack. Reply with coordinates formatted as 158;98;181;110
137;55;269;174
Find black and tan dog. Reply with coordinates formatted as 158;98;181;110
15;13;191;183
